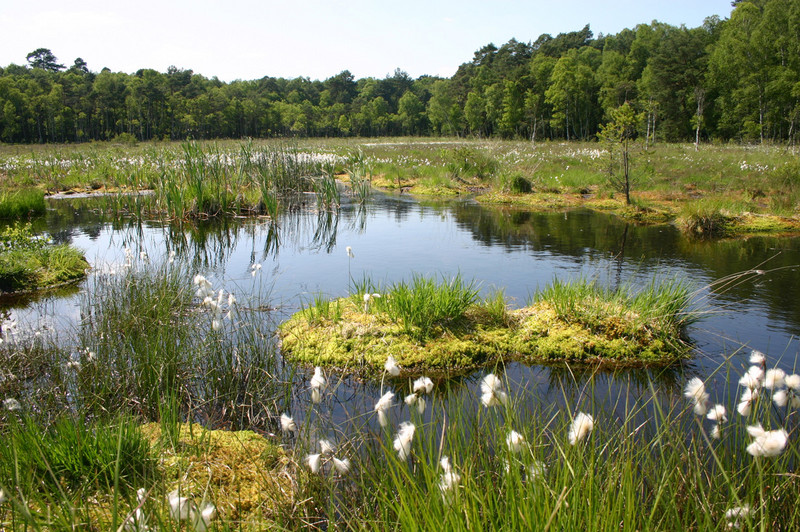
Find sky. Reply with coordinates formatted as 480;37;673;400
1;0;735;82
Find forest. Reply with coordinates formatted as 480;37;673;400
0;0;797;145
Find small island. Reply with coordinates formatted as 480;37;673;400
279;275;695;374
0;223;89;294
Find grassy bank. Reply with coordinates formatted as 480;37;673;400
0;223;88;293
1;138;798;236
279;275;696;373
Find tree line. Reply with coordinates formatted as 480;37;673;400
1;0;798;145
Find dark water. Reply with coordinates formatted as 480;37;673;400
4;192;800;426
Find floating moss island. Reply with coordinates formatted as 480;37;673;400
0;223;89;294
279;275;696;374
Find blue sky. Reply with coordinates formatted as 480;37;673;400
1;0;734;81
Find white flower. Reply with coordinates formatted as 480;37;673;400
384;355;400;376
506;430;525;453
711;424;721;440
393;422;416;460
414;396;426;414
438;457;461;498
363;292;380;312
740;366;763;390
280;413;296;433
310;367;326;403
764;368;786;389
211;319;221;331
785;374;800;390
306;453;322;473
190;502;216;532
0;488;5;504
706;404;727;423
413;376;434;395
168;490;191;521
250;263;262;277
319;439;335;456
746;424;788;457
168;249;176;264
749;350;765;365
193;275;214;299
374;391;395;427
774;389;788;407
725;505;752;529
346;246;354;259
568;412;594;445
684;377;710;414
480;373;508;407
3;398;21;411
332;457;351;474
737;388;758;417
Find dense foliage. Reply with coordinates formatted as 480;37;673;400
1;0;798;144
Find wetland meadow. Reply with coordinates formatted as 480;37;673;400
0;138;799;530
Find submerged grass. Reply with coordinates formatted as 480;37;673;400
280;274;695;373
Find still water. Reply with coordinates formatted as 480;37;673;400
5;192;800;426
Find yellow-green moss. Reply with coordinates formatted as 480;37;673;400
279;299;687;374
139;423;296;525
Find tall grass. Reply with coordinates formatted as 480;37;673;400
0;188;46;219
383;274;480;337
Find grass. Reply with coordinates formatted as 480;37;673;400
0;257;797;529
0;188;45;219
1;138;798;236
279;274;696;372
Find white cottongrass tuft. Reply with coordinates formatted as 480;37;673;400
374;391;395;427
0;488;6;504
280;413;296;433
764;368;786;389
393;422;416;460
737;388;758;417
363;292;381;312
785;374;800;390
749;350;766;365
168;490;191;521
404;393;426;414
123;488;149;531
332;457;351;474
706;404;727;423
346;246;354;259
438;456;461;499
684;377;710;416
306;453;322;473
190;502;217;532
506;430;526;453
568;412;594;445
384;355;400;376
310;367;326;404
739;365;764;390
710;424;722;440
480;373;508;408
724;505;752;529
319;439;335;456
250;263;262;277
3;398;21;411
413;376;434;395
193;274;214;299
773;389;789;408
746;424;789;457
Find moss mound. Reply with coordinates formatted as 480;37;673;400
140;423;296;526
279;297;690;375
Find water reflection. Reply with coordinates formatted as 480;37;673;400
2;194;799;428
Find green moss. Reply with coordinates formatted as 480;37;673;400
279;298;689;375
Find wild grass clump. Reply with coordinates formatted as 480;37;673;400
0;414;154;495
0;188;46;219
384;274;480;337
533;276;696;344
291;350;800;531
